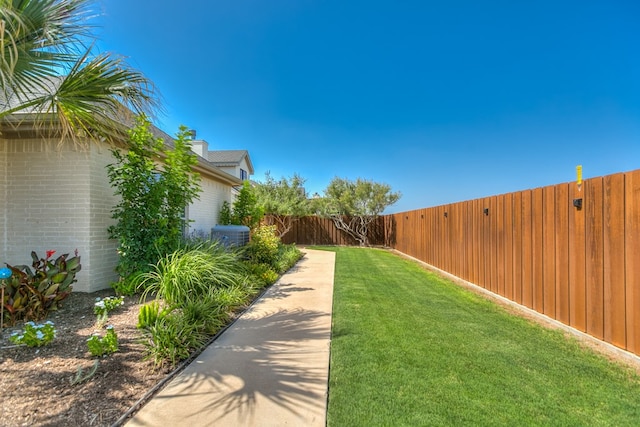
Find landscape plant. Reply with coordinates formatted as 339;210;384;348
0;0;158;145
320;177;400;246
9;321;56;347
140;242;243;306
3;250;81;324
218;181;263;229
135;236;301;370
107;116;201;278
87;325;118;357
254;172;309;237
244;225;280;267
94;296;125;323
137;300;173;330
138;312;208;370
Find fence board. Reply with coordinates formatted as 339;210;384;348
625;170;640;354
555;183;570;325
532;188;544;313
504;193;514;300
513;191;523;305
586;177;604;340
497;195;506;297
603;173;626;348
543;186;556;317
471;199;480;285
569;181;587;332
521;190;533;308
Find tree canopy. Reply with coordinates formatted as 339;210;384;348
321;177;401;246
253;172;309;237
0;0;158;142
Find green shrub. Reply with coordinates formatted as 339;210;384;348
94;296;124;324
211;284;250;312
275;244;303;273
111;271;146;296
245;225;280;267
87;325;118;357
107;118;201;277
10;321;56;347
243;262;279;287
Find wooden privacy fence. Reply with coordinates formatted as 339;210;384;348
276;168;640;357
278;215;386;246
387;169;640;357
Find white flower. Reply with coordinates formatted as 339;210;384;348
35;331;44;340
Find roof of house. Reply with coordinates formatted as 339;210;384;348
0;79;244;187
207;150;254;174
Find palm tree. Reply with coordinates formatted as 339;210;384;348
0;0;159;142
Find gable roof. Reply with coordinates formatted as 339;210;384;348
207;150;254;174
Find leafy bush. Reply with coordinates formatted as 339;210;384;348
111;271;145;296
107;117;201;277
243;262;279;287
218;182;263;229
10;321;56;347
3;251;81;324
87;325;118;357
218;201;233;225
275;244;303;274
245;225;280;267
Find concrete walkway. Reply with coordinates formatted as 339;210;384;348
126;248;336;427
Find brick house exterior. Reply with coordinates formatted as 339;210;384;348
0;119;246;293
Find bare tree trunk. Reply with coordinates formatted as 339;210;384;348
329;215;375;246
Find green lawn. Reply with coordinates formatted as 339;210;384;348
325;247;640;426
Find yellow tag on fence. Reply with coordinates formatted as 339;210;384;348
576;165;583;189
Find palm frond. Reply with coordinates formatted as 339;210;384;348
0;0;160;146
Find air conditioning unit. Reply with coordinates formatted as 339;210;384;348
211;225;250;248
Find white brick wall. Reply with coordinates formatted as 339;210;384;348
88;142;120;291
0;137;240;293
187;178;233;237
0;138;119;292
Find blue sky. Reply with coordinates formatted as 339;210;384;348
95;0;639;213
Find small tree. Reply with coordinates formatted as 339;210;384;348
107;116;201;277
218;201;233;225
218;181;263;229
160;126;201;251
254;172;309;237
321;177;401;246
